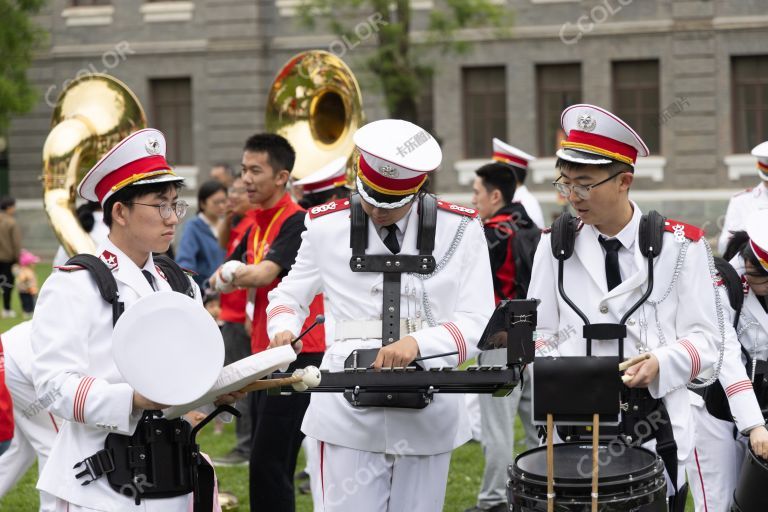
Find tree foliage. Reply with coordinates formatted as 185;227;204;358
0;0;47;132
299;0;511;122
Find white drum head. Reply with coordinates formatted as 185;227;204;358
112;291;224;406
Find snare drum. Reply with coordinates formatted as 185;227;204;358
732;444;768;512
507;443;666;511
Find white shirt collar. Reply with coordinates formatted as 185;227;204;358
592;201;642;250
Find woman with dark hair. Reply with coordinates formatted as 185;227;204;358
176;180;227;288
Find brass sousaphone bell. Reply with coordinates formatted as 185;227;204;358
42;74;147;256
266;50;364;183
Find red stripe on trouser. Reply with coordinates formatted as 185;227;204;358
320;441;325;506
49;413;59;433
694;448;709;512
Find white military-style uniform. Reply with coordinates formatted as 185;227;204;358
513;184;544;229
0;321;59;511
687;257;768;510
31;239;200;511
718;140;768;255
718;184;768;255
530;204;724;489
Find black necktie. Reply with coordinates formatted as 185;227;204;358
142;270;156;291
383;224;401;254
598;236;623;291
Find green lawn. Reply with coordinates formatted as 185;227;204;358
0;264;695;511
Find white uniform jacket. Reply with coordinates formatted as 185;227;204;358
31;238;200;512
718;183;768;255
719;254;768;432
529;204;724;464
266;197;495;456
513;185;545;229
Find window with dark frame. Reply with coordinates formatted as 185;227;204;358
416;74;435;139
612;60;660;154
732;55;768;154
536;64;581;156
462;67;507;159
150;78;194;166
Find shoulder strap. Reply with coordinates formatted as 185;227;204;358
65;254;124;326
416;194;437;255
349;194;368;255
550;212;579;261
154;255;195;298
638;210;665;258
712;256;744;330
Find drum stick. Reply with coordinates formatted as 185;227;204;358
621;375;633;384
291;314;325;347
618;353;651;372
239;373;304;392
547;413;554;512
591;413;599;512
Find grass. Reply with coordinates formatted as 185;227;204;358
0;264;695;511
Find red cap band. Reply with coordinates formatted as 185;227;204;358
563;130;638;164
492;152;528;169
94;155;172;203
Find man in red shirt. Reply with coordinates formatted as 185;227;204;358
0;337;12;456
210;133;325;511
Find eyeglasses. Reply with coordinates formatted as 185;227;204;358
552;172;624;200
128;200;189;220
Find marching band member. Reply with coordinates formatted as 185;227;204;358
0;321;59;511
687;218;768;512
492;138;544;228
30;129;239;511
528;104;724;511
266;119;494;511
718;141;768;254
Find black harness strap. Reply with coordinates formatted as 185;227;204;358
154;254;195;298
349;194;436;344
66;254;124;326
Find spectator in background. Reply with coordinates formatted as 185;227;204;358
210;163;237;188
0;197;21;318
16;249;39;319
176;180;228;289
213;175;255;466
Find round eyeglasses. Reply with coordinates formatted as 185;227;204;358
552;172;624;201
128;200;189;220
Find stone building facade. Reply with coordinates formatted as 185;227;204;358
6;0;768;254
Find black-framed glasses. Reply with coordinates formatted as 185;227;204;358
128;200;189;220
552;172;624;200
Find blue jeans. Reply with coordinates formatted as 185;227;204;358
0;440;10;457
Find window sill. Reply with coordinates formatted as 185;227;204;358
724;154;757;181
140;1;194;23
61;6;114;27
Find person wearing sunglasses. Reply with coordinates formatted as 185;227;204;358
528;104;725;511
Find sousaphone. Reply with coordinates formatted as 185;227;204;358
42;74;147;256
266;50;364;182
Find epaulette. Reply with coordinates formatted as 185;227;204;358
436;200;478;218
734;187;754;197
664;219;705;242
54;264;85;272
308;199;351;219
542;220;583;235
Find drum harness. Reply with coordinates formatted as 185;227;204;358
65;253;236;510
346;193;437;409
549;210;692;509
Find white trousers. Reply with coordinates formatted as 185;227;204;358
685;403;745;512
0;351;60;511
315;440;451;512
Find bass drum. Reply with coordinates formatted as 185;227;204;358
732;444;768;511
507;443;667;511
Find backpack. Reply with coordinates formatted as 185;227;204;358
64;253;194;326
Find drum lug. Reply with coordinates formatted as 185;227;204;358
423;385;435;404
